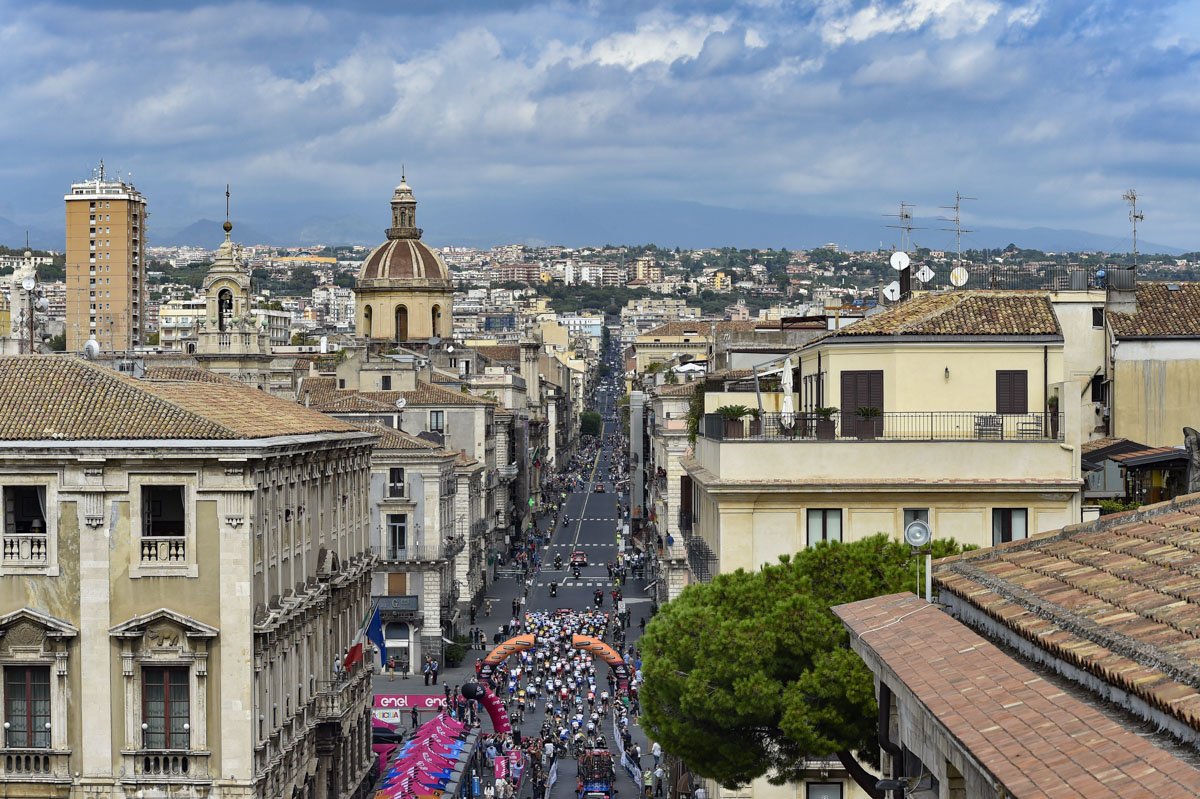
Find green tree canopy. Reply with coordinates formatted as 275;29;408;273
580;411;602;437
640;535;969;796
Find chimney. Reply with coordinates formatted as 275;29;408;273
1106;267;1138;315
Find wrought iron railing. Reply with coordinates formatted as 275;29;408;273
702;411;1064;442
373;535;464;563
684;535;717;583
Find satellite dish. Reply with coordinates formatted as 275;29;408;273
395;397;407;409
950;266;969;287
915;265;935;283
83;338;100;360
882;281;901;301
428;336;441;347
319;336;328;354
21;276;35;291
889;252;910;271
35;298;49;312
904;519;932;548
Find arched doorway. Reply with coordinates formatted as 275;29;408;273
395;305;409;342
431;304;441;337
217;288;233;331
363;305;373;338
385;622;410;673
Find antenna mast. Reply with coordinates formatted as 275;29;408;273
1123;189;1143;268
938;192;975;265
884;201;924;253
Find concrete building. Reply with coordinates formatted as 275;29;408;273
64;163;147;352
0;355;376;799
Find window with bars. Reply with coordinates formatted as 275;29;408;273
142;667;189;749
5;666;50;748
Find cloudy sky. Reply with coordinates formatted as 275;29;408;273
2;0;1199;249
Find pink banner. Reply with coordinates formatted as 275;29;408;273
373;694;448;727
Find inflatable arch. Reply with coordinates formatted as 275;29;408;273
476;634;630;693
460;682;512;736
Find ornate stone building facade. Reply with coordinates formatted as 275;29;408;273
0;356;376;799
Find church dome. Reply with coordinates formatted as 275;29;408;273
359;238;449;282
356;171;450;284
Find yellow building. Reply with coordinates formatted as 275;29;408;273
64;163;146;352
1107;281;1200;447
632;320;756;372
355;173;454;343
682;291;1081;579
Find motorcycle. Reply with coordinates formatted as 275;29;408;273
549;582;558;597
573;566;582;579
554;555;563;570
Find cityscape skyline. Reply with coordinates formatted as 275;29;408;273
2;1;1199;249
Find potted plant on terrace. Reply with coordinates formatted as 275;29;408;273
747;407;763;436
856;406;882;440
814;406;838;441
1047;393;1060;439
716;405;753;439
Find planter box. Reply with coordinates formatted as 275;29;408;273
816;419;836;441
723;419;745;438
856;418;878;440
748;419;762;436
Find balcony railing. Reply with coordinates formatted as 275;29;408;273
140;536;186;563
498;464;518;479
373;535;464;563
684;534;717;583
3;534;47;564
701;411;1064;442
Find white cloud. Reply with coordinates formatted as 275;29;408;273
820;0;1001;46
581;14;731;69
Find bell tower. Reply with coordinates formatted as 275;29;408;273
194;188;273;389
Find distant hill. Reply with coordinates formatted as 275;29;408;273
9;200;1188;255
0;217;62;251
154;219;278;248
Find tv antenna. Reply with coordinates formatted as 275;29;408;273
1123;189;1143;268
938;192;975;265
884;201;925;253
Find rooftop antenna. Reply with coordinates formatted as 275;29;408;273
1123;189;1143;268
884;201;924;254
938;192;976;266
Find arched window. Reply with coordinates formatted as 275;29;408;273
384;622;409;640
217;289;233;332
363;305;373;338
431;304;441;337
395;305;409;342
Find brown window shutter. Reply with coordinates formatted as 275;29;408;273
996;371;1011;414
1012;370;1028;414
388;573;407;595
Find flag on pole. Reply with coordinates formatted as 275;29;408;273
344;605;387;671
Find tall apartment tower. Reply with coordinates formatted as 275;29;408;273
64;162;146;351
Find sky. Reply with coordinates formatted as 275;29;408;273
3;0;1200;250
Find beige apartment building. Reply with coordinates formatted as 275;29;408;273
64;164;146;352
0;356;377;799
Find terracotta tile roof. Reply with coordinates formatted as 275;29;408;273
656;382;700;396
352;422;441;451
454;450;479;467
1107;282;1200;338
641;321;756;338
364;383;495;407
934;494;1200;739
705;368;752;380
0;356;359;441
475;345;521;363
1082;436;1125;454
1108;446;1184;463
835;593;1200;798
827;291;1061;338
143;366;241;385
297;377;495;411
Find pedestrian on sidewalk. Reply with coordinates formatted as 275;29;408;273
387;657;395;681
471;604;478;625
411;706;419;728
423;657;433;685
431;658;440;683
654;766;665;797
444;681;452;702
652;741;662;767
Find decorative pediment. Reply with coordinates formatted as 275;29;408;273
108;608;218;641
0;608;79;643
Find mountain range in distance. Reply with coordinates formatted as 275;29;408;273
3;197;1187;255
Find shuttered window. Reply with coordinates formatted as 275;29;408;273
995;370;1028;414
840;370;883;434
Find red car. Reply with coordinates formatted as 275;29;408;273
594;484;605;493
570;551;588;567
